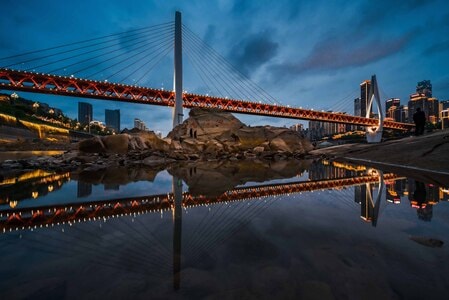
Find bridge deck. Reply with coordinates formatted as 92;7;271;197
0;69;413;130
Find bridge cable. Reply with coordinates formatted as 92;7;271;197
0;21;174;63
84;34;173;79
183;24;281;105
27;26;174;74
183;189;283;257
183;25;277;104
182;25;281;105
186;194;283;265
19;221;170;275
131;40;175;85
182;36;235;98
183;29;256;102
51;29;174;78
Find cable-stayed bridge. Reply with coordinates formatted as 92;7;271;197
0;12;413;139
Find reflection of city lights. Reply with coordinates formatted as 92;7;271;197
332;161;366;172
32;191;39;199
9;201;18;208
48;185;54;192
366;168;379;176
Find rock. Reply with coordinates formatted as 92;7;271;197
78;136;106;153
253;146;265;154
270;137;293;152
410;236;444;248
167;107;244;141
142;156;166;166
170;140;183;151
102;134;129;154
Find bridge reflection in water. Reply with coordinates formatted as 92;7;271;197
1;161;448;293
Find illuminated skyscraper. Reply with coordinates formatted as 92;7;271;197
360;80;372;117
407;80;439;124
386;98;400;120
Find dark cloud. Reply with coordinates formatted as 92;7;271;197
228;31;279;77
423;40;449;55
270;32;413;77
356;0;434;28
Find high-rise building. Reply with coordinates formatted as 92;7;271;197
386;98;400;120
308;111;348;139
78;102;93;125
77;181;92;198
408;92;439;125
360;80;372;117
105;109;120;133
416;80;432;97
354;97;361;116
386;98;400;111
440;100;449;111
134;118;147;131
395;105;408;123
289;123;304;132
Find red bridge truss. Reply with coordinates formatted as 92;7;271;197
0;173;402;232
0;69;413;130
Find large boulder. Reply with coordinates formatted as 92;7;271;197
102;134;129;154
167;107;245;141
78;136;106;153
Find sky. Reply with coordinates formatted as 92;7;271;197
1;0;449;135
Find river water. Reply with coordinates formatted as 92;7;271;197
0;160;448;299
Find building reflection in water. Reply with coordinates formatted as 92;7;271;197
77;181;92;198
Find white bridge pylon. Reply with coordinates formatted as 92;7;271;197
366;74;384;143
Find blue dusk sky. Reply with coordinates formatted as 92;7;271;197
1;0;448;135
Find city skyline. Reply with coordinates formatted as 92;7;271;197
1;0;448;135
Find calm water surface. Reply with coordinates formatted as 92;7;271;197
0;160;448;299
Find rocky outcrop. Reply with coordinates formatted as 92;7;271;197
76;108;313;162
0;107;309;172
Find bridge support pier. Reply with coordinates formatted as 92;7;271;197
172;11;184;128
172;176;183;290
365;75;384;143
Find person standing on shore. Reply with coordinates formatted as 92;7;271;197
413;107;426;136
